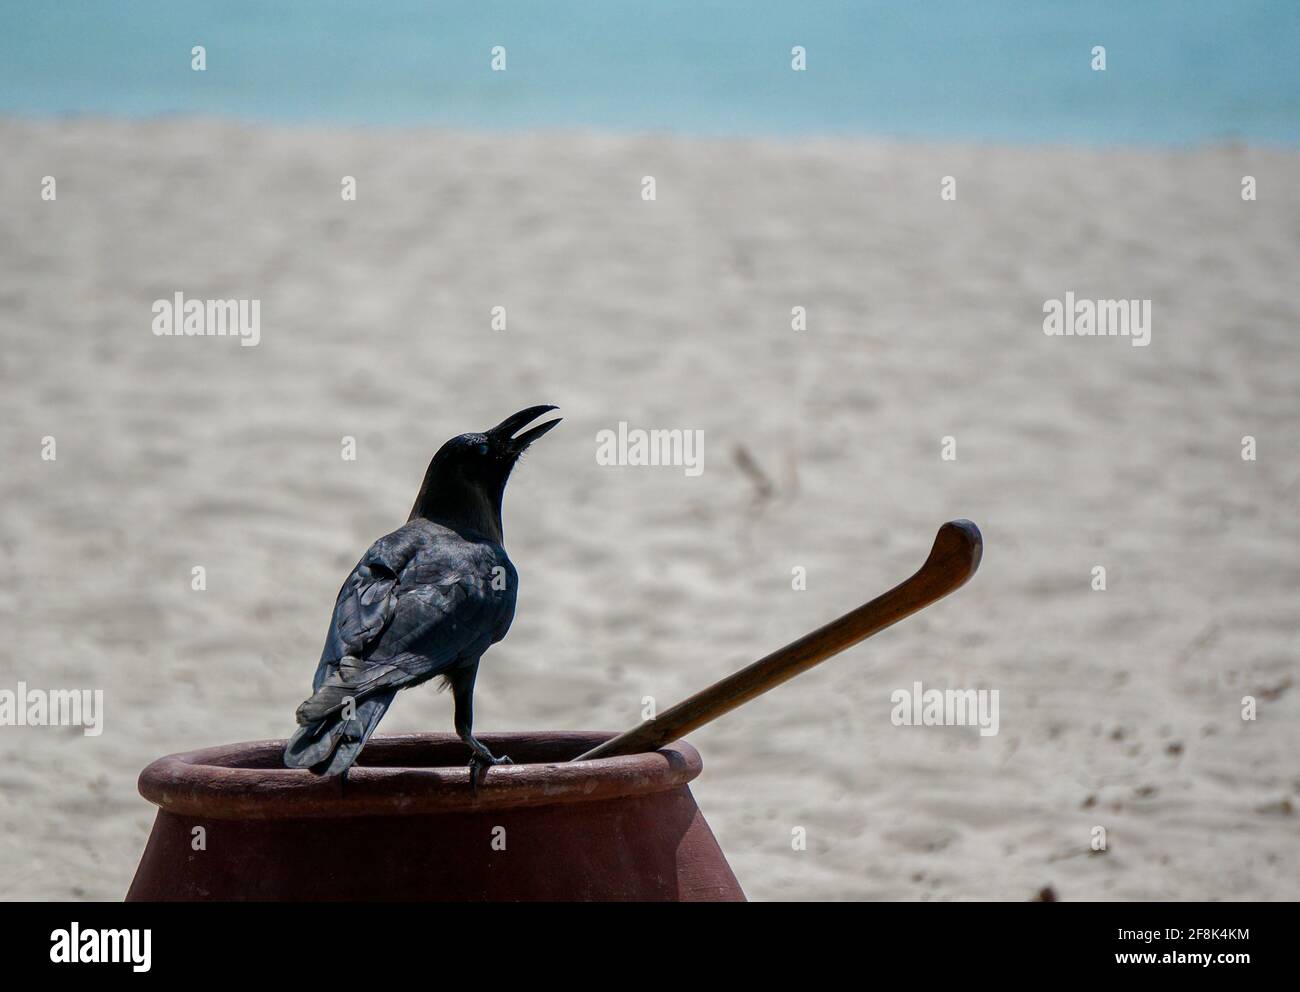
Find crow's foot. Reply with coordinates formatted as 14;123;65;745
467;751;512;794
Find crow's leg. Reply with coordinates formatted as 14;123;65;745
450;663;511;791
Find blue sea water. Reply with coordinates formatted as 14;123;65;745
2;0;1298;145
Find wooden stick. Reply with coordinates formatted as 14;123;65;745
572;519;983;762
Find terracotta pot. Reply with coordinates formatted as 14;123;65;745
126;731;745;901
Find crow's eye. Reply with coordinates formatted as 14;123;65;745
477;442;490;455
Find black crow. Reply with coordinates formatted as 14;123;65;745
283;405;561;780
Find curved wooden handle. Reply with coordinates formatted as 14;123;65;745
572;519;983;762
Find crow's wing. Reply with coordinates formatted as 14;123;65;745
297;528;516;725
315;524;435;685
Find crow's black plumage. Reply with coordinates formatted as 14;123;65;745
283;405;561;779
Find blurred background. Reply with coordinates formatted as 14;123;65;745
4;1;1300;141
1;1;1298;901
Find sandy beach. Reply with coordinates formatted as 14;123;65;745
1;116;1297;900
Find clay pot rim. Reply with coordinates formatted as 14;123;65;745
138;731;702;820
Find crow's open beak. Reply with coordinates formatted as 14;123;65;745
489;405;562;452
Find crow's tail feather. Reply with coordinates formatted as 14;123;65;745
283;687;397;776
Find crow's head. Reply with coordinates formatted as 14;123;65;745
410;405;562;539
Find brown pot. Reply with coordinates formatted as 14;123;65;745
126;731;745;901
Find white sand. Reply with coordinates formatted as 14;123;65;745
1;117;1297;900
